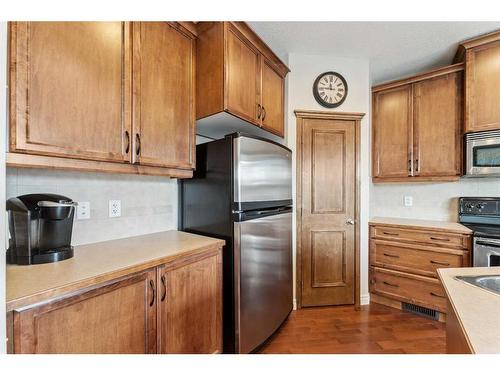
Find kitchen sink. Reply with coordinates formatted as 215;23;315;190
455;275;500;296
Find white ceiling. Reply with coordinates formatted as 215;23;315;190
248;22;500;84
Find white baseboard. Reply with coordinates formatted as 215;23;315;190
360;293;370;305
293;298;297;310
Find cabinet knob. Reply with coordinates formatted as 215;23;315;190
262;106;266;121
346;219;355;225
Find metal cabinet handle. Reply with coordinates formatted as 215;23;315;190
346;219;355;225
136;133;141;156
124;131;130;154
383;281;399;288
257;104;262;119
430;236;450;241
414;159;419;173
149;279;155;306
383;231;399;236
408;159;412;174
161;275;166;302
383;253;400;258
262;106;266;121
430;260;450;266
430;292;446;299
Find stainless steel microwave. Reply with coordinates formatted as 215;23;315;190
465;130;500;177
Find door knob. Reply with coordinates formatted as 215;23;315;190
346;219;355;225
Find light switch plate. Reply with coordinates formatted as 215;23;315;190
77;201;90;220
109;200;121;218
403;196;413;207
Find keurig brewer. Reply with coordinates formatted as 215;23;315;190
6;194;76;265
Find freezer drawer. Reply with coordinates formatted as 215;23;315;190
234;211;293;353
233;136;292;209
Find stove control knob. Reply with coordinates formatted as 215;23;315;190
465;203;474;209
476;203;485;210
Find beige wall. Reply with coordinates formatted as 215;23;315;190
6;168;178;246
371;179;500;221
286;53;371;306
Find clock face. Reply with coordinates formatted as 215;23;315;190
313;72;348;108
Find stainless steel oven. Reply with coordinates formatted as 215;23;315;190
465;130;500;177
473;237;500;267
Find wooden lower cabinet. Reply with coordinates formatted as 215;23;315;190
370;267;447;313
9;251;222;354
13;269;157;354
369;222;471;317
158;253;222;354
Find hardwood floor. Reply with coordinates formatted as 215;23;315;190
258;303;445;354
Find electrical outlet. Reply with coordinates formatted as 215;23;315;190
77;201;90;220
109;200;121;218
403;196;413;207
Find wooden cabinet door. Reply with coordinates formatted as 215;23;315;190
13;269;157;354
413;71;462;177
261;58;285;137
225;24;261;125
132;22;195;169
372;85;413;179
465;41;500;132
9;22;132;162
158;252;222;354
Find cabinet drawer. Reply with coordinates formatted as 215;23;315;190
371;225;467;248
371;240;468;277
370;267;447;313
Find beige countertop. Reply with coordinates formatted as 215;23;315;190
6;230;225;312
370;217;472;235
438;267;500;354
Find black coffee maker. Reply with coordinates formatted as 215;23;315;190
6;194;76;265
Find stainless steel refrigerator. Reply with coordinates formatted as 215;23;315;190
180;133;293;353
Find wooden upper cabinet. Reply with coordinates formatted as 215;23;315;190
196;22;289;138
372;64;464;182
413;71;462;177
13;269;157;354
225;24;261;124
261;58;285;136
372;85;412;179
9;22;131;162
158;251;222;354
132;22;196;169
456;31;500;133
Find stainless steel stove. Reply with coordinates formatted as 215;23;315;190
459;197;500;267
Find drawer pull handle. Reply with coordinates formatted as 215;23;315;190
430;260;450;266
383;253;400;258
383;281;399;288
430;236;450;241
124;130;130;154
383;231;399;236
160;275;166;302
149;279;155;307
430;292;446;299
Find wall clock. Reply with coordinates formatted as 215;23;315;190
312;71;348;108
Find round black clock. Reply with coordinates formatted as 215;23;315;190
312;71;348;108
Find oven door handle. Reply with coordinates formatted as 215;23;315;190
476;240;500;249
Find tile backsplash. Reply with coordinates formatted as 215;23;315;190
370;178;500;221
6;168;178;245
